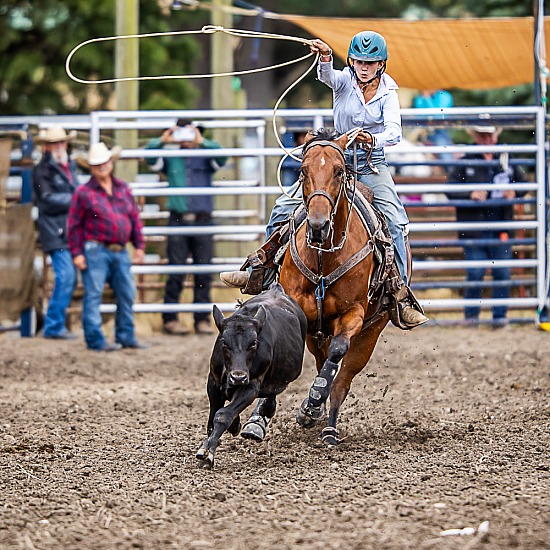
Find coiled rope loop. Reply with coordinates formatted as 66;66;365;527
65;25;325;198
65;25;315;85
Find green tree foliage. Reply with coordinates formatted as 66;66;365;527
266;0;533;18
0;0;205;115
0;0;541;114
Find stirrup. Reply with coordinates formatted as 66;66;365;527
388;286;427;330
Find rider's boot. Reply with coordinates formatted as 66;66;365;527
385;254;428;330
220;267;277;294
394;285;429;328
220;271;249;288
387;233;428;329
220;226;286;295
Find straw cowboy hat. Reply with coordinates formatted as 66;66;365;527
78;142;122;169
37;124;77;143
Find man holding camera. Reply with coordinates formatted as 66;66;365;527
145;119;227;335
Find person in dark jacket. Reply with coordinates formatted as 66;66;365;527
145;119;227;336
448;126;526;325
33;125;79;339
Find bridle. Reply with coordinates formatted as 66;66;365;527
300;139;354;252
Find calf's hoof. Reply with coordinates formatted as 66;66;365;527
196;447;215;470
296;399;325;429
321;426;341;446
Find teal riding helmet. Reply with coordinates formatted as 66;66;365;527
347;31;388;62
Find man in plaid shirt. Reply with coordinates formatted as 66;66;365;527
68;142;147;352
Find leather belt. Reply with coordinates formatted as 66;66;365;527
89;240;125;252
105;243;125;252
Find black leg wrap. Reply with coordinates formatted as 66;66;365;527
240;414;269;441
321;426;341;446
296;398;326;428
308;360;339;409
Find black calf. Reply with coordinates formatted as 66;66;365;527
196;284;307;469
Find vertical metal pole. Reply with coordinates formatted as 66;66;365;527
90;111;100;145
535;106;547;303
257;122;266;222
20;130;35;337
534;0;541;106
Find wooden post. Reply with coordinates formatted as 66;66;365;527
115;0;139;183
210;0;247;258
211;0;234;116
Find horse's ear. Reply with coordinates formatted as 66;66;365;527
304;130;315;144
212;305;225;332
336;133;350;150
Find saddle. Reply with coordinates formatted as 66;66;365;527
241;184;393;299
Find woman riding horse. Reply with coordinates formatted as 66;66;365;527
221;31;427;329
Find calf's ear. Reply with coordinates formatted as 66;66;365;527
212;305;225;332
254;305;267;327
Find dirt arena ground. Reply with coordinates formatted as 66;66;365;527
1;323;548;549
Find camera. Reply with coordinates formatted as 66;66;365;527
172;126;196;142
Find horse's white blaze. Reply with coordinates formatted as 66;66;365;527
320;156;326;167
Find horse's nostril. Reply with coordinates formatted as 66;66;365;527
307;218;331;244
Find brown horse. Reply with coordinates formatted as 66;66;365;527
279;128;390;446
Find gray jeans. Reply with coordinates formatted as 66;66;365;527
266;151;410;283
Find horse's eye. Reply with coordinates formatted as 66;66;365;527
248;342;257;351
336;168;344;178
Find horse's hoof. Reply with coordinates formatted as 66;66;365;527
196;447;214;469
296;399;325;428
321;426;341;446
240;416;268;442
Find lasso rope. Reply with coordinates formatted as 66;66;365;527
66;25;321;198
65;25;315;85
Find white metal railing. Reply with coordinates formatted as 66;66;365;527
2;106;545;317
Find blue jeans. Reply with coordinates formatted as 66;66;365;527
267;155;410;283
464;241;512;321
81;241;137;350
43;249;77;337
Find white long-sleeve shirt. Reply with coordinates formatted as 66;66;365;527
317;61;402;149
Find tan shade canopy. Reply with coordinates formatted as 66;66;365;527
284;15;548;90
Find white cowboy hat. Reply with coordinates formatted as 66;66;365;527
469;125;499;134
37;124;77;143
78;142;122;169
